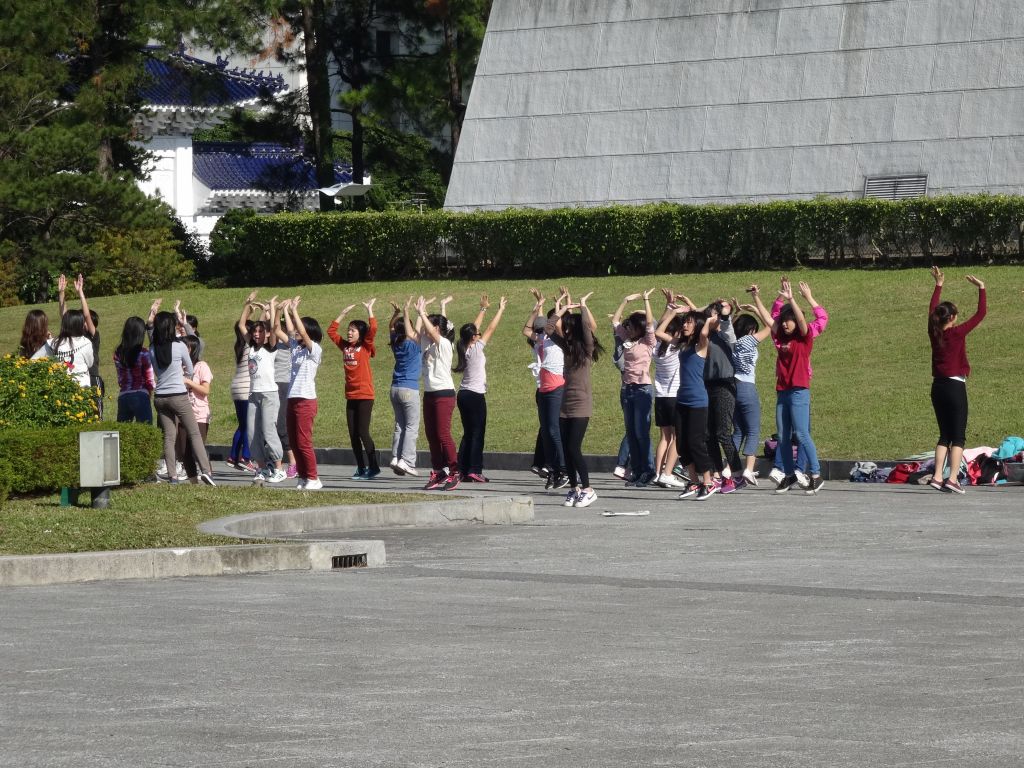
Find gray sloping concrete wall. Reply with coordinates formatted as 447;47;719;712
445;0;1024;210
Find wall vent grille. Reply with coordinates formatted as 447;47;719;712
864;174;928;200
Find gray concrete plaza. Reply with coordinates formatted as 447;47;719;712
2;468;1023;766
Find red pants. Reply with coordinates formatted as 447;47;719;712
287;397;318;479
423;392;457;472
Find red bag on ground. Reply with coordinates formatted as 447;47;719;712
886;461;921;484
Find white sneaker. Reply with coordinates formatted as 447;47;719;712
251;471;265;485
304;478;323;490
795;469;810;488
397;459;418;477
267;468;287;483
199;473;216;487
563;489;579;507
768;467;786;486
574;488;597;508
612;465;627;479
742;468;759;487
175;461;185;478
658;473;686;488
156;459;168;478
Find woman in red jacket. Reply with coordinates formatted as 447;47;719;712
926;267;986;494
328;299;380;480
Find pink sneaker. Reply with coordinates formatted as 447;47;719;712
720;477;737;494
285;464;298;479
465;472;489;483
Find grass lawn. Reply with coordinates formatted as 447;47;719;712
2;267;1021;460
0;486;430;556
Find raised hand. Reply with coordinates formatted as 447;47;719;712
930;266;944;286
624;293;642;302
57;274;67;294
339;304;356;317
529;287;543;302
389;299;401;313
746;284;760;296
642;288;655;300
479;293;490;310
149;298;162;315
738;303;756;313
498;296;508;311
798;281;813;301
74;273;85;295
780;278;793;300
579;291;593;306
661;287;673;303
363;298;376;313
965;275;985;290
245;289;259;303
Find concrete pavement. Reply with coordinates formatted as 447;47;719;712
2;466;1023;766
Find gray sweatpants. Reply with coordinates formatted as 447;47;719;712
154;393;211;478
390;386;419;467
248;390;283;467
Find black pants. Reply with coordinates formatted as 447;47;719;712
931;377;968;448
706;382;743;474
675;403;713;475
457;389;487;475
347;398;378;471
559;416;590;488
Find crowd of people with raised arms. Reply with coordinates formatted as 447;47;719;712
16;269;987;500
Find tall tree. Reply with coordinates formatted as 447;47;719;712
0;0;276;303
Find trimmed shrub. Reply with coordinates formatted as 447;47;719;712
0;421;163;495
0;457;12;509
209;195;1024;283
0;355;100;429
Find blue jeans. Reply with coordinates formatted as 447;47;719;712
617;389;655;469
732;380;761;456
776;387;819;476
622;384;654;476
116;391;152;424
537;387;565;472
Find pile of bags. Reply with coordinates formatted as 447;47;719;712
850;436;1024;486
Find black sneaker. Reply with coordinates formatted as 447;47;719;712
805;475;825;494
677;482;699;499
695;483;717;500
774;475;800;494
552;473;570;490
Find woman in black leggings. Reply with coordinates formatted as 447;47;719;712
547;289;603;509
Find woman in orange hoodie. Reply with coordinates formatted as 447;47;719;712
328;299;379;479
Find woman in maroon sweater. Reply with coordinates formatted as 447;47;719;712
927;266;986;494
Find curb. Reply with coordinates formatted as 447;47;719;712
0;540;384;588
199;495;535;538
1;495;534;588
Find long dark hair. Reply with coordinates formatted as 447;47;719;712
54;309;86;353
560;312;603;368
301;316;323;344
19;309;49;357
234;320;254;363
929;301;957;348
152;311;177;369
623;311;646;341
453;322;477;373
248;319;275;352
775;304;800;337
680;311;706;349
390;318;407;347
427;313;455;343
115;316;147;368
183;335;201;365
656;316;683;357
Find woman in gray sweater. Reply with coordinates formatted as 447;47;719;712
151;311;215;485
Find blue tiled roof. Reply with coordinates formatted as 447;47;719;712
141;51;287;108
194;142;354;192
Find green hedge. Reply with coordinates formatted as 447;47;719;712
207;195;1024;284
0;422;163;495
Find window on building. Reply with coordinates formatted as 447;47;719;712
863;174;928;200
376;30;394;62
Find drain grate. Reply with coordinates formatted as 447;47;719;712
332;553;367;569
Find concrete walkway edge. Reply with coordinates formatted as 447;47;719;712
198;494;535;538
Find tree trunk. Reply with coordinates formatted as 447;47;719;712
303;0;335;212
443;15;463;156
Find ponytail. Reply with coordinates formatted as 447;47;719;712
929;301;957;348
453;323;476;373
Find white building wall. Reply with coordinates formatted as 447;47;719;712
445;0;1024;210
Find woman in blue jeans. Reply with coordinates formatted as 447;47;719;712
612;289;657;486
771;279;824;495
732;286;774;486
114;316;155;423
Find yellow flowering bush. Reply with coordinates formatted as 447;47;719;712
0;354;100;428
